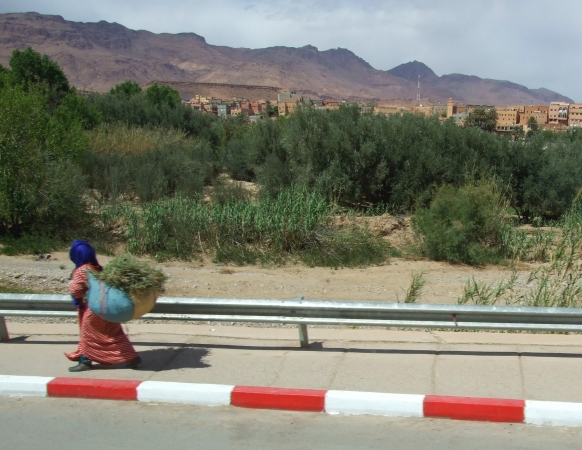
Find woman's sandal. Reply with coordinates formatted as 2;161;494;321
126;356;142;369
68;361;93;372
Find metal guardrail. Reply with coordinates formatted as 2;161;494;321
2;293;582;346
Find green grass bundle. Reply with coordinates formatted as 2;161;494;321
96;254;167;293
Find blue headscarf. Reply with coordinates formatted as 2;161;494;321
69;240;102;270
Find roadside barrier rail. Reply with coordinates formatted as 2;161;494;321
2;294;582;346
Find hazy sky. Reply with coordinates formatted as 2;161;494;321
2;0;581;101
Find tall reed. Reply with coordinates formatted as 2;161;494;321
459;202;582;307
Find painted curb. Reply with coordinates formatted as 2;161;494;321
0;375;54;397
325;391;424;417
525;400;582;427
2;375;582;427
47;378;141;400
137;381;233;406
232;386;326;412
424;395;525;423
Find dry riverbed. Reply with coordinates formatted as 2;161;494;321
0;251;529;305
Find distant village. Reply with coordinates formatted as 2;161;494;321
182;92;581;134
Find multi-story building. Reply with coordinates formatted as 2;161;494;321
250;101;268;115
323;100;340;111
495;108;521;133
548;102;569;126
496;108;520;126
278;100;300;116
568;104;582;127
230;107;253;116
413;106;433;117
217;104;231;117
451;112;469;126
278;92;302;103
519;106;548;127
465;104;495;113
446;98;457;118
374;105;411;116
525;105;549;115
432;101;448;117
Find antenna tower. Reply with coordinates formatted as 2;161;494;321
416;75;421;106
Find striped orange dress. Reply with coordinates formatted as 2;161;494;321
65;265;138;365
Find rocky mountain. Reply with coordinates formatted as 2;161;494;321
0;12;574;105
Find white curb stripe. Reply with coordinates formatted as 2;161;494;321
137;381;234;406
0;375;54;397
525;400;582;427
325;390;425;417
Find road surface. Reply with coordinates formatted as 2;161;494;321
2;397;582;450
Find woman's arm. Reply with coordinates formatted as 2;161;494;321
69;267;89;307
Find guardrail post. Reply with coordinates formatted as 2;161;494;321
298;324;309;348
293;296;309;348
0;316;9;341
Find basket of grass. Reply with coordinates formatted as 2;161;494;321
86;254;167;323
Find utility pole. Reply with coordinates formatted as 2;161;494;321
416;75;421;106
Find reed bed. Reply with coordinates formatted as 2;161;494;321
100;187;390;266
501;225;557;263
459;203;582;308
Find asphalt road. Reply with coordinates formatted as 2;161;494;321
2;397;582;450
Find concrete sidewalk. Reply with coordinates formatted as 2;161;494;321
2;323;582;403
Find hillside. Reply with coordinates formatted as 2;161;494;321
0;12;573;105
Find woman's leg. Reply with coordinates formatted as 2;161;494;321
79;311;139;366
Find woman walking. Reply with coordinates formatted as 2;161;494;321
66;240;141;372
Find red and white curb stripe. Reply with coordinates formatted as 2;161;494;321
2;375;582;427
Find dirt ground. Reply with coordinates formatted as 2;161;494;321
0;215;536;304
0;251;529;306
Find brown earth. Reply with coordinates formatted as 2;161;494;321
0;12;573;105
0;216;529;306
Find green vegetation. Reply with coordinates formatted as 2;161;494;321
399;271;426;304
3;48;582;271
459;203;582;307
0;48;88;239
411;182;507;265
463;108;498;133
95;254;167;293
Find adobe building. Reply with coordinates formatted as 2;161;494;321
432;101;448;117
496;107;521;132
278;92;302;103
519;105;548;127
375;104;412;116
323;100;340;111
278;99;302;116
217;104;231;117
465;104;495;113
568;104;582;127
446;98;457;118
413;106;433;117
548;102;569;126
231;107;253;116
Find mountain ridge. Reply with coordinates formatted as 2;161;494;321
0;12;574;105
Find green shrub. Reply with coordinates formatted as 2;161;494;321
82;139;214;204
86;123;188;156
0;235;67;256
300;226;390;268
412;183;507;265
214;244;260;265
0;86;88;237
210;176;253;206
